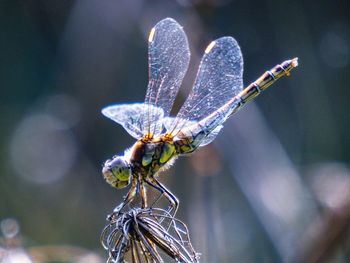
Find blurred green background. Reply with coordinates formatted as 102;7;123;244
1;0;349;262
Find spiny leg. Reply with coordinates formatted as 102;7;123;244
111;177;138;218
145;176;179;217
139;180;148;209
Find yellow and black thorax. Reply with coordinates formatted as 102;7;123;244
130;136;177;178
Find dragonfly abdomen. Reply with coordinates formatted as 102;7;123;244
173;58;299;151
173;124;211;154
230;58;298;116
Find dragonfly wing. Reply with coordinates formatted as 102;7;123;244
164;117;223;147
141;18;190;137
197;125;223;146
167;36;243;145
102;103;164;139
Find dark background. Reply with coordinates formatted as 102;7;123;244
1;0;349;262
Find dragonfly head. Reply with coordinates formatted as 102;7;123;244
102;156;131;189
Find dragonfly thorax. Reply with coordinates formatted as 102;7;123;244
129;138;177;179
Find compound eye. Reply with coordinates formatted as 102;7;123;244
102;156;131;189
112;166;130;181
114;180;130;189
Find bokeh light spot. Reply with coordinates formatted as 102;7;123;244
319;31;349;68
9;113;77;185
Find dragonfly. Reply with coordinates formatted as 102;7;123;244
102;18;298;215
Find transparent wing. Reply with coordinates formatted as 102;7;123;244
141;18;190;137
102;103;164;139
164;117;223;147
167;37;243;139
196;125;223;146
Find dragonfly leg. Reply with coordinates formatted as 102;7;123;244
145;177;179;217
139;180;148;209
109;177;138;219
